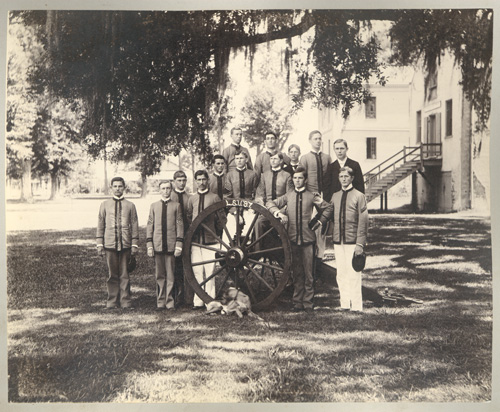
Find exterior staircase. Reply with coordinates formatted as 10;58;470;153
364;144;442;204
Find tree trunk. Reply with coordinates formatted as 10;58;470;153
103;150;109;195
49;173;59;200
20;157;33;203
140;173;148;198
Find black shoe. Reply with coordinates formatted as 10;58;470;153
192;306;205;310
291;307;305;312
105;306;118;310
304;307;314;313
122;306;134;310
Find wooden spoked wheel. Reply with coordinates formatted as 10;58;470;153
182;199;292;311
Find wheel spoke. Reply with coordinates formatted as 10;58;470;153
192;242;227;254
247;258;284;272
246;226;275;251
241;211;259;246
215;267;233;299
244;263;274;292
200;223;231;250
192;257;226;267
240;268;258;302
235;209;242;245
247;246;284;257
222;222;234;248
199;263;228;288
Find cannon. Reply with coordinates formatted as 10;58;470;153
182;198;423;310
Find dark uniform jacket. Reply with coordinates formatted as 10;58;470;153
324;158;365;202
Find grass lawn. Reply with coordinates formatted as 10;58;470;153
7;214;492;402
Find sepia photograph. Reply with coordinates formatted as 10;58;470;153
2;0;497;410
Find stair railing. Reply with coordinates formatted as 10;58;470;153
364;145;421;188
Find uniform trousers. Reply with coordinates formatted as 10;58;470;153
291;243;315;309
191;245;216;307
313;208;327;259
105;249;132;308
154;254;175;309
334;243;362;311
174;256;194;307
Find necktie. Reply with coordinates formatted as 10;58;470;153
314;152;323;193
114;198;123;251
295;191;303;245
340;190;348;243
217;175;223;200
176;192;186;233
272;170;278;200
161;200;168;252
198;193;205;243
239;170;246;198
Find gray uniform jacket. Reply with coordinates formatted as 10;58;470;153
146;199;184;254
96;198;139;251
330;187;368;246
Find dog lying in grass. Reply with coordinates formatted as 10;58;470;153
205;287;263;320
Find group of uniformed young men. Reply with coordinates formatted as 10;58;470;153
96;127;369;314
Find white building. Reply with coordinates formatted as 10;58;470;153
409;51;490;212
319;83;411;175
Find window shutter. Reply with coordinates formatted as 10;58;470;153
436;113;442;143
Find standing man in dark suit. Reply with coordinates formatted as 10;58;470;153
324;138;365;202
282;144;301;175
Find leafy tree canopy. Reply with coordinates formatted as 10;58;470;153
17;9;388;168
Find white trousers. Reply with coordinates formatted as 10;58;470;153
334;243;362;311
224;210;253;244
191;246;216;307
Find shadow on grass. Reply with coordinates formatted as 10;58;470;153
7;216;492;402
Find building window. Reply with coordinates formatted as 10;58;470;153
365;97;376;119
445;99;452;137
427;69;437;101
366;137;377;159
416;110;422;144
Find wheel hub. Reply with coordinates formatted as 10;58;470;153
226;247;246;268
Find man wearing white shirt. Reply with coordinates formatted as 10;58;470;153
324;138;365;202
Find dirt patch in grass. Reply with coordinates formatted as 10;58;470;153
7;215;492;402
